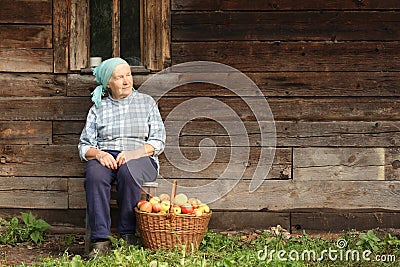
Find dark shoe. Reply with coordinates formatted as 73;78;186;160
88;240;110;259
121;233;140;245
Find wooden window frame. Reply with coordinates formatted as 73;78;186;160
66;0;170;73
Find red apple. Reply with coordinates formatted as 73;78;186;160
137;199;146;209
152;202;162;213
181;204;194;214
140;201;153;213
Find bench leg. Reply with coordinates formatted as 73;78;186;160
84;211;91;254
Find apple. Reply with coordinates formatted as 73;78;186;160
137;199;146;209
198;203;210;213
160;200;171;212
159;193;170;201
149;196;160;205
140;201;153;213
172;205;181;214
152;202;162;213
181;204;194;214
188;198;202;208
173;193;188;206
193;209;203;217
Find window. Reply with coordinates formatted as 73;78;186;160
90;0;141;66
68;0;170;72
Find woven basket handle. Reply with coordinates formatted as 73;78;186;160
169;180;177;213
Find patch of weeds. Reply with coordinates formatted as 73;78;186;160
0;212;50;245
23;228;400;266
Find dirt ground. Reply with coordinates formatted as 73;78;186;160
0;234;86;266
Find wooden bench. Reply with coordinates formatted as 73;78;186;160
84;181;158;254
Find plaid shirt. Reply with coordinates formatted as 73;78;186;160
78;89;166;167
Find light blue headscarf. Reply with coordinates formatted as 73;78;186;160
91;57;128;107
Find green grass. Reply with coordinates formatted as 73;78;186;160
25;228;400;267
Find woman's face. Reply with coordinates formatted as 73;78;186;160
107;64;133;99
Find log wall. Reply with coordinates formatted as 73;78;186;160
0;0;399;233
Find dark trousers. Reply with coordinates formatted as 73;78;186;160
84;150;157;240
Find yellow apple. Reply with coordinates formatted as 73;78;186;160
160;200;171;212
198;203;210;213
173;193;188;206
172;205;182;214
149;196;160;205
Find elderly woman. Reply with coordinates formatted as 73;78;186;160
78;57;165;258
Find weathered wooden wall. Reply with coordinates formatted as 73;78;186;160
0;0;399;233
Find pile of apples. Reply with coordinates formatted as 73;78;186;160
137;193;210;216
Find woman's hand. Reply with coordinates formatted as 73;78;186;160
124;144;155;162
116;151;126;167
96;151;118;170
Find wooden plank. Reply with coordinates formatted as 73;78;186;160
22;119;400;148
386;148;400;181
246;72;400;97
172;0;400;11
0;191;68;209
112;0;120;57
68;178;85;209
142;0;171;71
172;42;400;72
53;121;85;135
0;97;91;120
0;177;68;209
0;177;67;191
208;211;290;231
167;180;400;211
173;121;400;148
173;11;400;41
0;0;52;24
293;148;386;181
70;0;90;70
0;49;52;72
0;121;51;145
161;0;171;68
0;73;66;97
70;178;400;211
130;72;400;97
53;0;70;73
52;121;85;145
291;211;400;233
158;97;400;121
0;25;52;48
0;145;85;177
159;147;291;180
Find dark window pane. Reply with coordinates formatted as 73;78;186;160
121;0;141;65
90;0;112;60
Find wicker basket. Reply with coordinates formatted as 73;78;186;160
135;208;212;251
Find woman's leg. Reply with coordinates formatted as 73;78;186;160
84;159;114;240
116;157;158;235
